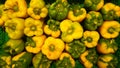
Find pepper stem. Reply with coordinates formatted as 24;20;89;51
13;6;19;12
67;27;74;35
49;44;55;52
33;8;41;15
30;25;37;31
108;27;115;34
86;37;93;43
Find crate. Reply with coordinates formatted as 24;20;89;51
0;0;120;68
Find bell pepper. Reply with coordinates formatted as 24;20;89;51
24;17;43;37
99;21;120;39
65;40;86;58
41;37;65;60
81;31;100;48
0;4;9;26
0;52;11;68
84;11;103;30
80;48;98;68
67;4;87;22
27;0;48;20
97;54;118;68
5;18;25;39
84;0;104;11
60;19;83;42
1;39;24;55
101;3;120;20
12;52;33;68
48;0;69;21
44;19;60;38
97;38;118;54
32;52;52;68
4;0;27;18
25;35;46;54
55;52;75;68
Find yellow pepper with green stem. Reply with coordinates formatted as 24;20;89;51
42;37;65;60
25;35;46;54
60;19;83;43
27;0;48;20
24;17;43;37
4;0;28;18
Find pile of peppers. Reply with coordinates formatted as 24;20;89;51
0;0;120;68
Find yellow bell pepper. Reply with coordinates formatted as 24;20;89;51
27;0;48;20
60;19;83;42
101;3;120;20
55;52;75;68
84;0;104;11
67;4;87;22
4;18;24;39
97;54;118;68
99;21;120;39
44;19;60;38
80;48;98;68
25;35;46;54
0;4;9;26
82;31;100;48
97;38;118;54
41;37;65;60
4;0;27;18
24;17;43;37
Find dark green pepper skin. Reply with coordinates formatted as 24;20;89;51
83;11;103;30
0;52;11;68
1;39;24;55
48;0;69;21
32;52;52;68
12;52;33;68
66;40;86;58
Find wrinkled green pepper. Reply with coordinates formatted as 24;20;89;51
1;39;24;55
32;52;52;68
48;0;69;20
97;54;118;68
0;52;11;68
80;48;98;68
65;40;86;58
83;11;103;30
12;52;33;68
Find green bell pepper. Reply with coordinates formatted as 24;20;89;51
48;0;69;21
32;52;52;68
12;52;33;68
1;39;24;55
83;11;103;30
0;52;11;68
65;40;86;58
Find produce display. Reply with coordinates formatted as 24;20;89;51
0;0;120;68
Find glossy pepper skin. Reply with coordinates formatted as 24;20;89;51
82;31;100;48
0;52;11;68
1;39;24;55
60;19;83;43
67;4;87;22
25;35;46;54
84;0;104;11
5;18;25;39
42;37;65;60
80;48;98;68
99;21;120;39
101;3;120;20
0;4;9;26
12;52;33;68
32;52;52;68
65;40;86;58
44;19;60;38
84;11;103;31
27;0;48;20
97;54;118;68
24;17;43;37
4;0;27;18
55;52;75;68
48;0;69;21
97;38;118;54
